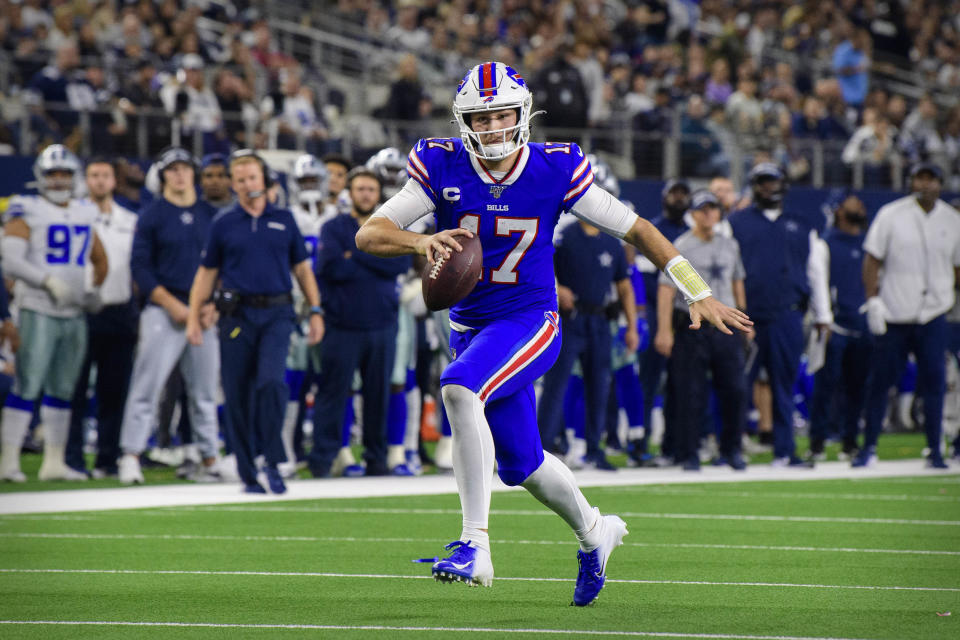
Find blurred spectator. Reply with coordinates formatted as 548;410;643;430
386;0;430;53
27;42;81;138
842;107;898;186
46;4;77;52
160;53;227;154
376;53;430;145
571;39;606;127
214;68;256;149
680;94;728;177
704;58;733;106
832;22;871;109
632;87;673;176
118;58;169;157
899;94;941;164
261;65;329;154
533;44;589;139
725;75;764;154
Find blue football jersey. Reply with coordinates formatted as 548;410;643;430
407;138;594;326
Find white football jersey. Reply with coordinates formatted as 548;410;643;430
86;199;137;306
5;195;99;317
289;203;337;308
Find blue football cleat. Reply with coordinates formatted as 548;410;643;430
431;540;494;587
572;515;628;606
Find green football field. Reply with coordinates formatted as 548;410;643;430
1;472;959;639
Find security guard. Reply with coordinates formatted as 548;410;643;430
729;163;831;467
537;219;638;470
186;150;324;494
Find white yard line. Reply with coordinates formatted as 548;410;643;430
3;531;958;557
2;568;958;593
0;460;956;515
0;620;883;640
606;487;960;503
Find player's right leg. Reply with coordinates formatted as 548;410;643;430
118;306;188;484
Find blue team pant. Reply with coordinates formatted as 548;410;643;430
537;313;612;460
747;310;804;460
219;306;295;486
863;316;947;452
809;331;872;450
441;310;561;485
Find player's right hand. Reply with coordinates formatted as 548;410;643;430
654;329;673;357
186;317;203;346
42;275;72;305
417;228;473;266
168;301;190;326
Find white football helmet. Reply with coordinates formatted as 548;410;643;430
34;144;81;205
452;61;535;161
587;154;620;198
366;147;408;198
290;154;328;209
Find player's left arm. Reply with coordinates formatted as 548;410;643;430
90;231;108;287
572;184;751;334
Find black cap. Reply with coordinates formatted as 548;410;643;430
662;178;691;198
749;162;784;183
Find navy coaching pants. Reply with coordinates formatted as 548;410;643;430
219;305;295;486
747;310;804;460
309;323;397;475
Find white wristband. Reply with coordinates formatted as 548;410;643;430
664;255;712;304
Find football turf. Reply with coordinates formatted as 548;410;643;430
1;474;958;639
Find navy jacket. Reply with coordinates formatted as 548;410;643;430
729;205;812;322
555;223;628;309
823;228;868;334
318;214;411;330
131;197;216;302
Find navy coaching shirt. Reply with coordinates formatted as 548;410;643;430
554;222;628;308
131;198;217;301
201;202;308;295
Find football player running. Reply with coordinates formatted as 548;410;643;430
356;62;751;605
0;145;109;482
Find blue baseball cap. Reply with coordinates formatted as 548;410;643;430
690;190;720;211
908;162;943;182
748;162;784;183
661;178;691;198
201;153;227;169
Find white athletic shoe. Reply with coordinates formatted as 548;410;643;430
330;446;357;477
1;467;27;483
118;454;144;485
573;514;628;606
434;436;453;472
217;454;240;482
38;460;88;481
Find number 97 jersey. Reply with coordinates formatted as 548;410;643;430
4;195;98;317
406;138;593;327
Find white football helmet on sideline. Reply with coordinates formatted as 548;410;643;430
290;154;328;210
366;147;408;198
452;61;537;161
33;144;81;205
587;154;620;198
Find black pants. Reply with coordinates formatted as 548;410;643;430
67;328;137;473
666;311;746;464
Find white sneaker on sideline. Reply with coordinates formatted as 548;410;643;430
38;460;88;481
118;454;144;484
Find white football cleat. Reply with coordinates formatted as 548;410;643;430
38;460;88;481
118;454;144;485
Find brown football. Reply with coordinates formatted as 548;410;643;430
421;233;482;311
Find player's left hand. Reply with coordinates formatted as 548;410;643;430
815;322;831;341
624;325;640;353
689;296;752;335
307;313;325;345
0;319;19;353
186;317;204;346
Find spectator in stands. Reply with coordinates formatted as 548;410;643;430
832;22;871;110
26;42;80;138
899;94;940;164
681;94;728;178
378;53;431;145
161;53;227;155
386;0;430;53
632;87;673;176
46;4;77;52
858;163;960;469
842;107;898;186
534;44;590;139
705;58;733;106
214;68;255;149
725;75;764;153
